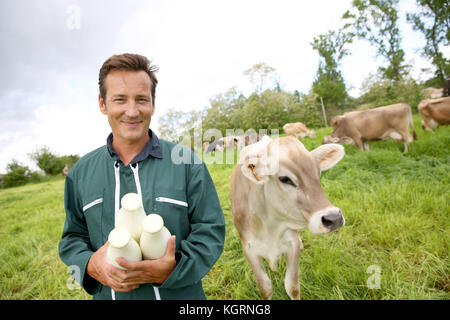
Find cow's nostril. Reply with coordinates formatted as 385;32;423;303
321;214;343;231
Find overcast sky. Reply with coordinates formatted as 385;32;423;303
0;0;447;173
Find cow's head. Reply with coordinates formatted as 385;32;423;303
239;136;345;234
322;135;354;145
418;102;438;130
306;129;317;139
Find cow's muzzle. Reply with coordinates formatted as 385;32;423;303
321;210;344;232
308;207;345;234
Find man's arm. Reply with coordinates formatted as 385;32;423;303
58;175;101;294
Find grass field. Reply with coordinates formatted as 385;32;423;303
0;115;449;300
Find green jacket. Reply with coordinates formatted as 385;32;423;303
58;132;225;300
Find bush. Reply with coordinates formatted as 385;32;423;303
29;146;79;176
357;74;424;112
2;160;37;188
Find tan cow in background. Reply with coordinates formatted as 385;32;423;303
323;103;417;153
423;87;444;99
231;136;345;299
418;97;450;130
283;122;316;139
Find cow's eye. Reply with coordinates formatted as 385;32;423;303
279;176;296;187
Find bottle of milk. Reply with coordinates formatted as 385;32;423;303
106;227;142;270
140;214;171;260
115;193;147;243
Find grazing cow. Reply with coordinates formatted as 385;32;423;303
423;87;444;99
62;164;69;177
206;139;224;152
221;135;239;149
230;136;345;300
418;97;450;130
202;141;210;152
322;103;417;153
235;133;265;148
283;122;316;139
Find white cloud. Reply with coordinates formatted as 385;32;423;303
0;0;439;173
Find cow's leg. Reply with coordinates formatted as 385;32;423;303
403;140;409;153
363;142;370;151
398;129;410;153
243;246;273;300
283;230;302;300
353;136;365;151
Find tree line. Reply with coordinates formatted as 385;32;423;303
0;147;79;188
158;0;449;142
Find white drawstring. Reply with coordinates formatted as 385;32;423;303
112;162;161;301
130;163;142;200
111;161;120;301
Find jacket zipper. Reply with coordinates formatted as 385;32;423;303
82;198;103;212
155;197;188;207
129;162;162;301
111;161;120;301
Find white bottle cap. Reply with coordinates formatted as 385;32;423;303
108;228;131;248
143;214;164;233
121;193;141;211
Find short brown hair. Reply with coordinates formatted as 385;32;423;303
98;53;159;103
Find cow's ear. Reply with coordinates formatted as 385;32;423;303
238;136;275;184
240;157;269;184
311;143;345;172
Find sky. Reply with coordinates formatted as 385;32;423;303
0;0;447;173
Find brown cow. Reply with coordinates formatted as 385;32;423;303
323;103;417;153
231;136;345;299
423;87;444;99
283;122;316;139
418;97;450;130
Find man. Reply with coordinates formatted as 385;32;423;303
59;53;225;300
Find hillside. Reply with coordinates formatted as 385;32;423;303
0;115;449;299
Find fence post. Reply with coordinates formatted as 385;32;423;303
320;97;328;127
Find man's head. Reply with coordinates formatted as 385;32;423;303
99;53;158;104
98;54;159;144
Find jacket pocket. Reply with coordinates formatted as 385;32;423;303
155;197;188;207
154;189;189;239
82;193;104;250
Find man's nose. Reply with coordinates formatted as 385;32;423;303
124;101;140;117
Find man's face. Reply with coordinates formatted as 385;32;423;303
99;70;154;143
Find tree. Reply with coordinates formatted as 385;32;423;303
243;62;277;94
202;86;246;135
407;0;450;87
343;0;409;82
29;146;79;176
241;89;291;131
311;30;352;109
157;108;204;145
2;160;40;188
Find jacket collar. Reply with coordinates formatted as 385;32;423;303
107;129;163;166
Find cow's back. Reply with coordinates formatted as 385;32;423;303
345;103;410;139
421;97;450;125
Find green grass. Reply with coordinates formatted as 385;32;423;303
1;115;449;299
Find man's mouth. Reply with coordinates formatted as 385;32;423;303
121;120;142;127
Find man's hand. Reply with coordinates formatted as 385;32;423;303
86;236;177;292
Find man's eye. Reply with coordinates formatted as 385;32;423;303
114;98;125;103
279;176;296;187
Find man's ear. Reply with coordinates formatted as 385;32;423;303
311;143;345;172
99;94;107;115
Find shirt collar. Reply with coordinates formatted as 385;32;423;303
107;129;163;165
